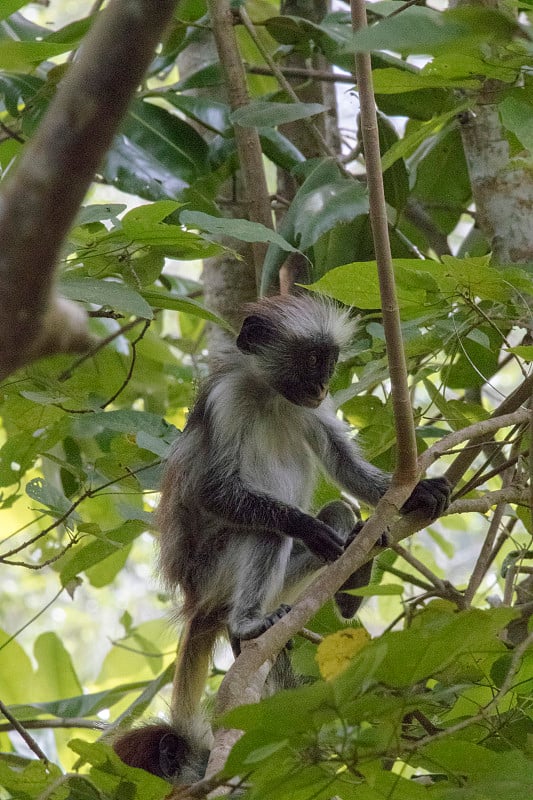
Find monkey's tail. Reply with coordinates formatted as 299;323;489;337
170;611;222;743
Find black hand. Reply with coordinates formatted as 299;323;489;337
293;515;345;562
345;520;388;550
401;476;451;520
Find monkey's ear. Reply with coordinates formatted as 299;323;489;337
237;314;276;353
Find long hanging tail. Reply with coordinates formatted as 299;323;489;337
170;611;222;742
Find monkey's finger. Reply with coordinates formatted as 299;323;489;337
346;521;389;549
309;528;345;562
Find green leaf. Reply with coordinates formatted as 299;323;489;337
75;204;127;225
344;583;404;597
0;760;62;798
377;112;409;216
373;66;480;93
11;684;152;720
140;290;233;331
181;210;298;251
25;477;76;518
261;159;368;293
307;258;440;311
0;41;71;68
59;276;154;318
0;630;35;704
410;126;471;234
231;100;326;127
499;95;533;153
59;520;146;585
0;72;43;116
382;104;468;171
0;1;32;20
102;98;210;200
34;632;82;700
506;345;533;360
259;128;306;170
160;92;231;135
103;134;189;200
349;6;520;56
126;98;209;179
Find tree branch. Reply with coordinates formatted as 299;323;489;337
351;0;418;481
0;0;176;380
207;0;273;289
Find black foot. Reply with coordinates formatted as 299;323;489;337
235;603;292;642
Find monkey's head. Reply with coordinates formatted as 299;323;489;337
236;295;355;408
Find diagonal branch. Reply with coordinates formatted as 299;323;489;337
0;0;176;380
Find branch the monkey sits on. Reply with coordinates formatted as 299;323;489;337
113;293;450;783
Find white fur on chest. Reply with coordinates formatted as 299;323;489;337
209;372;317;509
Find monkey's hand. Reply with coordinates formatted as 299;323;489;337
292;514;345;562
401;476;451;521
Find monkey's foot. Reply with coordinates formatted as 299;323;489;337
235;603;292;641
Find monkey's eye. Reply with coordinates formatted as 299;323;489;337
307;352;318;368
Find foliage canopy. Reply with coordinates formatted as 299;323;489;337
0;0;532;798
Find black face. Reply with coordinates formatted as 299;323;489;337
275;341;340;408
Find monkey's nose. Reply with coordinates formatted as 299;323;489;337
316;384;328;402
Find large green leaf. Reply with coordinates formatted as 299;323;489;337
0;1;31;20
349;6;520;56
181;210;298;252
499;94;533;153
59;276;154;318
34;632;82;701
261;159;369;293
60;520;146;585
381;104;467;171
0;40;72;68
102;134;189;200
140;290;233;331
102;98;210;199
159;91;231;135
410;126;471;234
231;100;327;128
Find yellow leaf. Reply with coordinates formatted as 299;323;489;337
316;627;371;680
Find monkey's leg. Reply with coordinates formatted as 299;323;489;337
228;534;293;642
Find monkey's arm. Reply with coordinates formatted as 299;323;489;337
309;414;450;519
199;472;344;562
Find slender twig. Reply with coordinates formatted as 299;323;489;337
239;8;337;161
390;543;448;594
0;717;106;733
419;408;529;473
463;471;513;606
101;318;151;408
351;0;418;481
0;461;158;561
403;629;533;751
0;700;49;763
0;588;65;653
298;627;324;645
245;64;356;84
444;374;533;486
58;316;148;381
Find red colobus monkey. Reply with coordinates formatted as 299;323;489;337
113;294;449;782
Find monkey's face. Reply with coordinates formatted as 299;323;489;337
274;341;340;408
236;311;341;408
